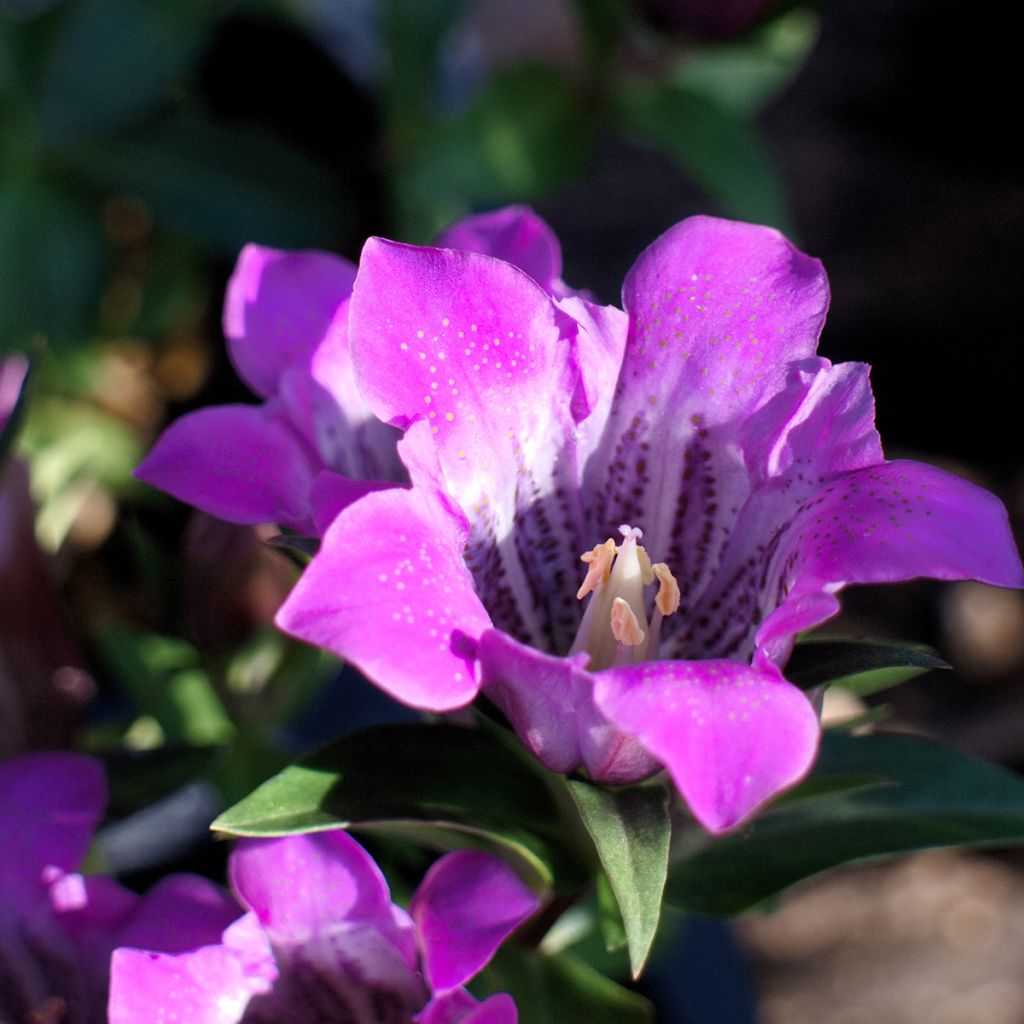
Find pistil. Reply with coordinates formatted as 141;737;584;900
570;525;680;670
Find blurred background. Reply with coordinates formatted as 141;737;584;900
2;1;1023;1021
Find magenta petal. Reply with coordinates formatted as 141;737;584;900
435;205;564;294
0;753;105;915
135;405;316;530
350;237;586;652
620;215;828;423
276;485;490;710
412;851;539;995
789;459;1024;589
585;216;830;609
224;244;356;398
418;990;518;1024
349;238;579;503
595;660;820;833
108;942;270;1024
1;353;28;428
229;833;395;941
114;874;241;955
478;629;659;784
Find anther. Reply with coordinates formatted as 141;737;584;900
652;563;680;616
577;539;617;600
610;598;645;646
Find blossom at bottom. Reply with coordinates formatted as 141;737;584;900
109;832;537;1023
0;752;238;1024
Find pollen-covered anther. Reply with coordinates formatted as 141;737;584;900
577;538;617;600
611;597;645;646
652;562;680;616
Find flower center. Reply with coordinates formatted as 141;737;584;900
569;524;680;671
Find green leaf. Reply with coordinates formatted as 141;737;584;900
92;625;234;745
65;114;350;254
212;723;589;892
666;731;1024;915
567;779;670;977
399;65;593;239
785;637;949;696
614;80;791;231
475;944;655;1024
0;181;105;351
38;0;207;146
673;8;820;117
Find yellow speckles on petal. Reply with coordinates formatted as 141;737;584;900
611;598;645;646
445;412;454;422
442;317;450;327
417;330;425;338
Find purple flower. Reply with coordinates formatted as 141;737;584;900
275;213;1024;833
109;831;537;1023
0;752;238;1024
136;208;576;537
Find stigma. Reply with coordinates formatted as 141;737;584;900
570;524;680;670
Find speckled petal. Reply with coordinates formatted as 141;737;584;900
478;628;659;784
276;483;490;710
0;753;105;916
135;405;317;532
412;851;539;995
663;358;882;662
224;244;356;399
108;939;271;1024
756;459;1024;665
229;834;398;945
584;216;829;623
435;205;565;295
594;660;820;833
349;237;587;652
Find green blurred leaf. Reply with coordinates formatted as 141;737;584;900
400;65;592;239
786;637;949;696
567;779;670;977
666;731;1024;915
38;0;207;146
212;723;590;892
475;944;655;1024
674;8;820;117
614;80;791;231
383;0;468;148
0;181;105;350
92;625;235;745
23;395;143;495
65;114;350;254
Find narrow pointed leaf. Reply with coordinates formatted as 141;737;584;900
566;780;670;978
212;723;588;892
667;731;1024;915
785;637;949;695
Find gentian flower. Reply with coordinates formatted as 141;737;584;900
109;831;538;1023
275;213;1024;832
136;208;575;537
0;752;238;1024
